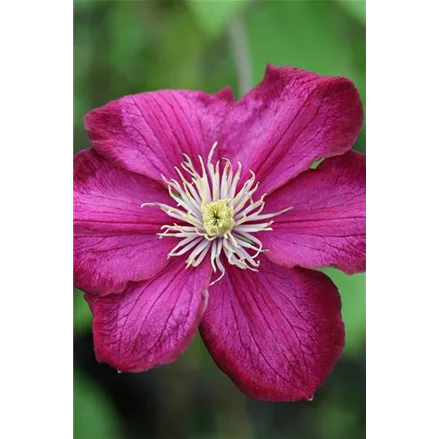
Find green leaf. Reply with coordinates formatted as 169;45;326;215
322;268;366;356
336;0;366;25
187;0;249;38
311;158;325;169
74;371;119;439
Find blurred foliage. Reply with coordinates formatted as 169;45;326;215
187;0;249;38
246;0;366;106
74;371;119;439
74;1;365;438
74;288;91;336
322;269;366;357
336;0;366;25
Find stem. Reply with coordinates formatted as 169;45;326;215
228;16;252;97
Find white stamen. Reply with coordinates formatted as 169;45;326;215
141;142;292;285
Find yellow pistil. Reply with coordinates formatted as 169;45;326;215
202;199;235;237
141;142;293;285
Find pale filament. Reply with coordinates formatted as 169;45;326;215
141;142;292;285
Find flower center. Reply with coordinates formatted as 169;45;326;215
141;142;292;285
202;200;235;236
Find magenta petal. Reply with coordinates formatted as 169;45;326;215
84;88;234;182
74;149;177;295
86;259;212;372
263;151;366;274
200;257;344;401
219;65;363;194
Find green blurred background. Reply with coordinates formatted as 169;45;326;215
74;1;365;438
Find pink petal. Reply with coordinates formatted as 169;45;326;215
84;88;234;182
263;151;365;274
219;64;363;194
74;149;177;295
86;259;212;372
200;257;344;401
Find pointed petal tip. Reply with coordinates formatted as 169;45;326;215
200;259;344;401
215;86;235;102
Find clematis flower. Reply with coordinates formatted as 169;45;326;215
74;64;365;401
